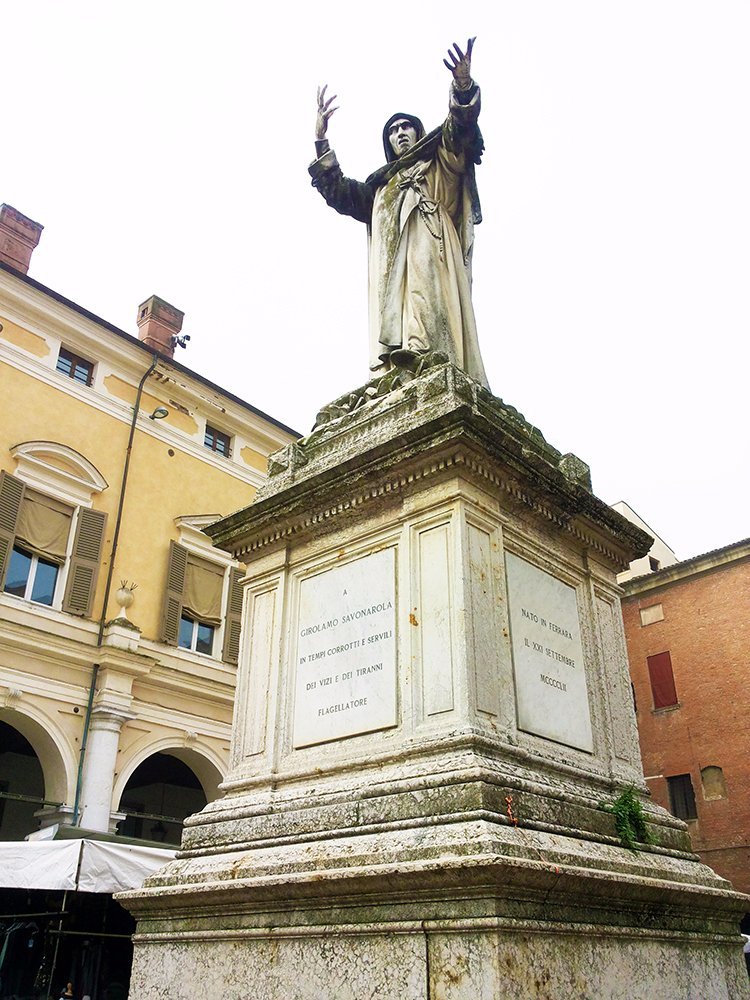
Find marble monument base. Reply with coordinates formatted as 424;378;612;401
122;363;749;999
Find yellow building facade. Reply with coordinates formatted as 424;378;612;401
0;204;297;847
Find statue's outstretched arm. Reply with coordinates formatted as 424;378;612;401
441;38;482;161
443;38;476;92
316;84;338;142
309;85;373;224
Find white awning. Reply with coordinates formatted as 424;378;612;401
0;839;175;893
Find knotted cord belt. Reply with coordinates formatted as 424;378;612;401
398;163;444;259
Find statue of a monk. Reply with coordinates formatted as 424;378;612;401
310;39;489;388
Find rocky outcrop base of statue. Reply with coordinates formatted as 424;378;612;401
122;363;749;999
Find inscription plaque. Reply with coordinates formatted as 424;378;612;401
506;552;594;752
293;548;397;748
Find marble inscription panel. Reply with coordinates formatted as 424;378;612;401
505;552;594;752
293;548;397;748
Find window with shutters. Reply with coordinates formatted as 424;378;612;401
2;486;73;606
0;471;107;616
646;650;679;710
160;538;243;664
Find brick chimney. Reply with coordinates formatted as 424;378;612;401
136;295;185;358
0;204;44;274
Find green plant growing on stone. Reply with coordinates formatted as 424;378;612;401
602;786;652;852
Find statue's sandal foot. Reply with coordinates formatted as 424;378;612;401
389;349;422;371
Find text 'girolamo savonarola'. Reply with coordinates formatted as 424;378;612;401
300;601;394;637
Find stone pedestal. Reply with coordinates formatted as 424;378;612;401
122;364;749;999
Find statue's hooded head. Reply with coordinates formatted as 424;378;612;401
382;113;425;162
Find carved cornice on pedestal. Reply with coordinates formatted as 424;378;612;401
208;363;651;573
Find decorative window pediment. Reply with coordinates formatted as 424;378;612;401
11;441;108;508
173;514;233;567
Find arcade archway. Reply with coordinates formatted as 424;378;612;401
0;713;70;840
116;750;217;846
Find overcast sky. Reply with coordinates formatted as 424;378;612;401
3;2;748;560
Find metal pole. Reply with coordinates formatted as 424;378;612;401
72;353;159;826
46;888;68;1000
95;352;160;647
71;663;98;825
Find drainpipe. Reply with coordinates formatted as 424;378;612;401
72;353;160;825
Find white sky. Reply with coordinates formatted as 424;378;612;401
3;2;748;560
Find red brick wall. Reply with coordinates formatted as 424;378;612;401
622;554;750;895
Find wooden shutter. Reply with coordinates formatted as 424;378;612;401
161;541;188;646
62;507;108;617
647;651;678;709
222;566;244;665
0;472;25;589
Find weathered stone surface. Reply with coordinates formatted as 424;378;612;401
210;363;650;572
122;365;749;998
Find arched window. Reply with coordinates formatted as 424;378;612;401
700;765;728;801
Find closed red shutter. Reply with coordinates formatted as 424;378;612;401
647;651;678;709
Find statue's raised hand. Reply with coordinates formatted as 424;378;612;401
316;84;338;141
443;38;475;90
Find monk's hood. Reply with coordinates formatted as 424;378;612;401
382;113;426;163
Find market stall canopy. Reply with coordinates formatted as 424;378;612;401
0;839;175;892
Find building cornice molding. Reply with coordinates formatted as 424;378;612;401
131;681;235;718
134;655;237;705
0;597;230;691
0;262;300;439
0;339;267;489
0;614;157;679
621;539;750;597
0;615;99;672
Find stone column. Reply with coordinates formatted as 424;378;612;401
77;621;154;833
79;705;134;833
